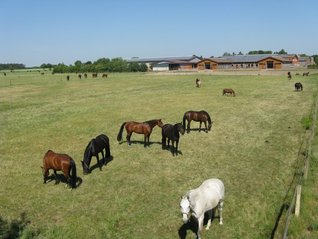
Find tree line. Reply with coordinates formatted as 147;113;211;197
0;63;25;71
52;58;147;73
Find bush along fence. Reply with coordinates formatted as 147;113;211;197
271;96;318;239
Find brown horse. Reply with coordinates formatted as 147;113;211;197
117;119;163;147
183;110;212;133
42;150;77;188
102;73;108;78
223;88;235;97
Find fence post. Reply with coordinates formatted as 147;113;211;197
295;185;302;217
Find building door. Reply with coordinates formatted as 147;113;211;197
205;63;211;69
267;61;274;69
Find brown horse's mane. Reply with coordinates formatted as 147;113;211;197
143;119;161;128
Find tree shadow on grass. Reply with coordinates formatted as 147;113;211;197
0;212;39;238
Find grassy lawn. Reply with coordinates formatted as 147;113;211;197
0;71;317;238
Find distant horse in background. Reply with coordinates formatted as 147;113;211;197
66;75;70;81
3;72;6;76
102;74;108;78
196;78;201;88
295;82;303;91
183;110;212;133
161;123;185;156
287;72;292;80
303;72;309;76
78;74;82;79
180;178;225;239
92;73;98;78
223;88;235;97
117;119;163;147
42;150;77;189
82;134;111;174
84;73;88;78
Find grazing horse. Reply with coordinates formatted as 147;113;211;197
84;73;87;78
117;119;163;147
180;178;225;239
196;78;201;88
78;74;82;79
303;72;309;76
102;73;108;78
183;110;212;133
42;150;77;188
223;88;235;97
82;134;111;174
161;123;185;156
295;82;303;91
287;72;292;80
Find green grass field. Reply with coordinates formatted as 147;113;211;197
0;71;317;238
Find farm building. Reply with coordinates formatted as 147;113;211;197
128;55;202;71
130;54;308;71
197;55;284;70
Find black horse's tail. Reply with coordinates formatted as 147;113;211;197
105;137;111;158
117;122;126;142
182;113;187;129
70;159;77;188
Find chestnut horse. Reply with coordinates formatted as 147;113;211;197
223;88;235;96
183;110;212;133
117;119;163;147
42;150;77;188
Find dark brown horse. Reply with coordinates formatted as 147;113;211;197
162;123;185;156
287;72;292;80
117;119;163;147
183;110;212;133
82;134;111;174
295;82;303;91
102;73;108;78
223;88;235;96
42;150;77;188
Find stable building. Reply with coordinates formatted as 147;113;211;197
197;55;284;70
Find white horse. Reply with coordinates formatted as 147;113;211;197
180;178;224;239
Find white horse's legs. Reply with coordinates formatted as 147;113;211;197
206;209;213;230
197;215;204;239
218;200;224;225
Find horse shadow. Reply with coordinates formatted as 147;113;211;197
89;155;114;173
118;140;161;146
162;145;183;156
186;128;210;133
178;210;217;239
45;173;83;188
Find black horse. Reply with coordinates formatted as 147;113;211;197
81;134;111;174
162;123;185;156
183;110;212;133
295;82;303;91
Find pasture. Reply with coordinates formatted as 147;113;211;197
0;71;317;238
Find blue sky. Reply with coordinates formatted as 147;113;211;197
1;0;317;66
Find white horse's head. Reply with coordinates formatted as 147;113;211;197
180;195;191;223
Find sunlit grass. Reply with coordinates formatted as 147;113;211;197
0;71;317;238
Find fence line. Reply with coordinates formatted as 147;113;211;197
271;96;318;239
283;97;317;238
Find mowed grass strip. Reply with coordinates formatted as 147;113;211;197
0;71;317;238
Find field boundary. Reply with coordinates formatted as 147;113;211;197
271;95;318;238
